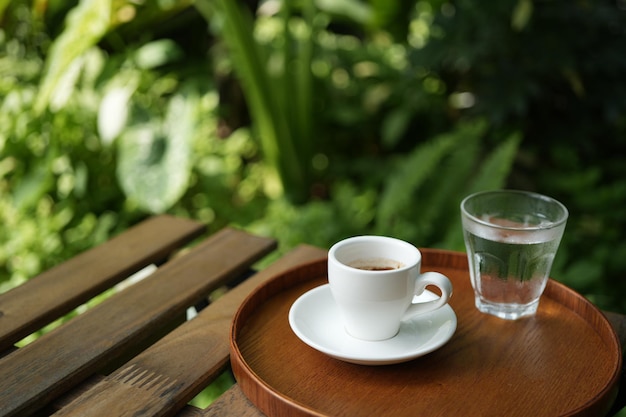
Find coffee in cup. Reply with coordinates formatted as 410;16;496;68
348;257;404;271
328;236;453;341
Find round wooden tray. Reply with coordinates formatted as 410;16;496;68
230;249;621;417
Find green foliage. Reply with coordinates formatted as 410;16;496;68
34;0;111;113
116;88;197;213
376;123;477;240
540;146;626;312
1;0;625;319
374;121;521;249
404;0;626;312
188;370;235;408
250;121;520;268
2;0;626;411
196;0;317;203
0;1;263;292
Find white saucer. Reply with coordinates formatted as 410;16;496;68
288;284;457;365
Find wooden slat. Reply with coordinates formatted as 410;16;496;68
52;375;207;417
0;215;205;352
201;385;265;417
51;244;327;417
0;228;276;417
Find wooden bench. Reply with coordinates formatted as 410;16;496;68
0;215;623;416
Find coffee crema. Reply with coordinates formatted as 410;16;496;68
354;265;396;271
347;258;404;271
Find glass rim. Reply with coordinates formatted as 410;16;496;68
460;189;569;231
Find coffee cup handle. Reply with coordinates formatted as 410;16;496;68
402;272;453;320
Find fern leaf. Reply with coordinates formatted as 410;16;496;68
376;130;460;233
418;122;485;244
440;131;522;250
468;131;522;194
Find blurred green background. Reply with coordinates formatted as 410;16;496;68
1;0;625;329
2;0;626;410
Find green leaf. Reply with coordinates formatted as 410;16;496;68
376;129;462;233
195;0;315;202
315;0;373;25
381;107;412;149
0;0;9;21
196;0;284;170
468;131;522;194
12;161;55;211
561;259;603;290
35;0;112;113
511;0;533;31
441;131;522;250
418;123;484;246
116;92;196;213
97;81;137;145
133;39;184;70
282;0;317;184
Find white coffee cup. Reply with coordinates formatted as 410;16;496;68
328;236;453;341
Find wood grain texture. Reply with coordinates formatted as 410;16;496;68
0;215;205;352
231;249;622;417
0;228;275;417
202;385;266;417
50;244;326;417
51;374;207;417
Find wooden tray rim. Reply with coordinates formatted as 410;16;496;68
230;249;622;417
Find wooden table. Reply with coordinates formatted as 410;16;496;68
0;215;624;417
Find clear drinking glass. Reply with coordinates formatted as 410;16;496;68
460;190;568;320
